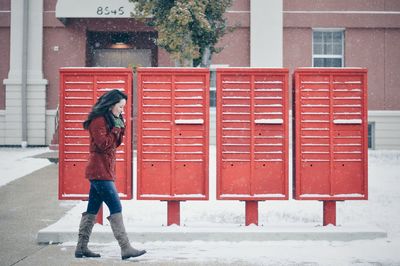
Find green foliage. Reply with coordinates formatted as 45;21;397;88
129;0;232;66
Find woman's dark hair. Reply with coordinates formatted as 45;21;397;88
83;89;128;130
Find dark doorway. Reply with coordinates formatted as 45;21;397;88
87;31;158;67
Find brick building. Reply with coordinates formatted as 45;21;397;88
0;0;399;148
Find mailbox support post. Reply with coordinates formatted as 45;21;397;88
167;201;180;226
137;68;209;225
323;200;336;226
245;201;259;226
294;68;368;227
216;68;289;227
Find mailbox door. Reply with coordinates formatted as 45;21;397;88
294;68;368;200
217;68;289;200
137;68;209;200
59;68;132;200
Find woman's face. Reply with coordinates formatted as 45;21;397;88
111;99;126;117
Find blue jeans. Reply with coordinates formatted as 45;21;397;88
86;180;122;215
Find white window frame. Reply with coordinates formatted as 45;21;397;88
312;28;345;67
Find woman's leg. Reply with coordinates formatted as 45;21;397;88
86;180;104;215
91;180;122;215
75;181;101;258
93;181;145;259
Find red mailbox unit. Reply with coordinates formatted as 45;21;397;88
216;68;289;225
59;68;133;200
137;68;209;225
293;68;368;225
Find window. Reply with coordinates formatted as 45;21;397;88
210;69;217;107
313;29;344;67
368;122;375;149
209;65;228;108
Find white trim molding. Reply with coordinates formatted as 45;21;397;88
251;0;283;67
368;110;400;150
46;109;58;146
0;110;5;144
56;0;134;18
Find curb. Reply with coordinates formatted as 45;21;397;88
37;224;387;244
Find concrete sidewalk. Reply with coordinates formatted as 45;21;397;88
0;152;389;266
0;163;76;266
36;164;386;245
0;160;227;266
38;223;387;244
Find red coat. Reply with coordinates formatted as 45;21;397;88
85;116;125;181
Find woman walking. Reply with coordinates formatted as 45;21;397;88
75;89;146;260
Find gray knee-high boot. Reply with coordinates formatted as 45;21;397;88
107;213;146;260
75;212;101;258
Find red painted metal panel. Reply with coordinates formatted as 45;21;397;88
216;68;289;200
293;68;368;200
137;68;209;200
323;201;337;226
59;68;133;200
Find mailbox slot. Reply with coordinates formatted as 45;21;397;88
175;119;204;125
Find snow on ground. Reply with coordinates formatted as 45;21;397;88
63;239;400;265
0;147;51;187
2;147;400;264
56;147;400;265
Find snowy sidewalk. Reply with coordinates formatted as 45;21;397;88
38;219;386;243
37;147;395;244
2;147;400;265
0;147;52;187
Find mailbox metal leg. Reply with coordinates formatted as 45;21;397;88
245;201;258;226
96;204;103;225
323;201;336;226
167;201;180;226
